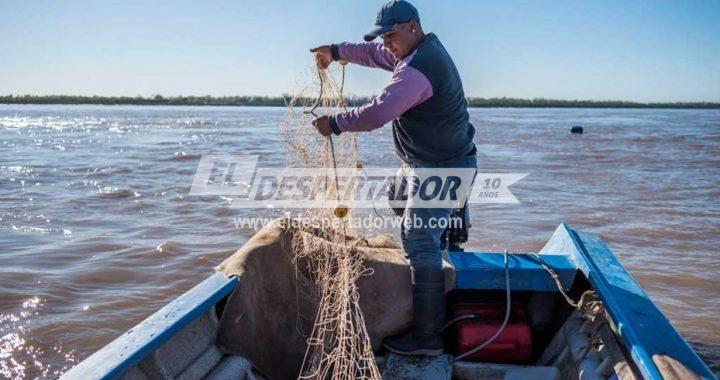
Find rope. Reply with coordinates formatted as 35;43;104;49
291;57;381;379
528;252;604;320
528;253;578;308
305;59;390;220
447;250;606;362
304;58;347;228
303;55;326;118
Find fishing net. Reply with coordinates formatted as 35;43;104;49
280;56;382;379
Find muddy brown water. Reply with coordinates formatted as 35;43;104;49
0;105;718;378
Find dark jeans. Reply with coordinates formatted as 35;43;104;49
399;153;477;282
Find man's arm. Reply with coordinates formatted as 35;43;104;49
331;42;396;71
328;62;433;134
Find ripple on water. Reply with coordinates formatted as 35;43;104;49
0;297;78;379
155;240;186;255
84;166;133;178
10;225;72;235
95;187;140;199
168;151;202;161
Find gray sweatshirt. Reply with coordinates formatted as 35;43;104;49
330;33;475;163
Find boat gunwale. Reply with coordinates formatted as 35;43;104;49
542;223;715;380
60;272;238;380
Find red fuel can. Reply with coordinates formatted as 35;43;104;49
449;301;532;364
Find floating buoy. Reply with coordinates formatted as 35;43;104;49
571;126;584;134
334;205;349;218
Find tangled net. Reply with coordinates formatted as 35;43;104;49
281;57;381;379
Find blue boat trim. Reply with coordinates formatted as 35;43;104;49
450;252;577;291
541;223;715;380
60;272;238;380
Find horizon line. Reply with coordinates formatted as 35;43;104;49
2;94;720;106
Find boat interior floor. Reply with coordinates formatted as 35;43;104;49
120;280;635;380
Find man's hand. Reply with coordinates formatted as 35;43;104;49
312;115;333;137
309;45;333;69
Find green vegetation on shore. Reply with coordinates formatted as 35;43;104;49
1;94;719;109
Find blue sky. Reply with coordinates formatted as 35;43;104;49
1;0;718;102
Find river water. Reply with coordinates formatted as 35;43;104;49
0;105;718;378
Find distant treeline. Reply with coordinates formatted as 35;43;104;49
1;94;719;109
466;97;720;109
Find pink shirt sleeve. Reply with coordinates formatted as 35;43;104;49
338;42;396;72
334;62;433;133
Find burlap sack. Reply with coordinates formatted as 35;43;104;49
215;218;455;379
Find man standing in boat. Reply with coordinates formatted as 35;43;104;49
310;0;476;356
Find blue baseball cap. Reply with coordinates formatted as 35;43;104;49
364;0;420;42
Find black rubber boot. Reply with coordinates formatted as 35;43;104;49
383;269;445;356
